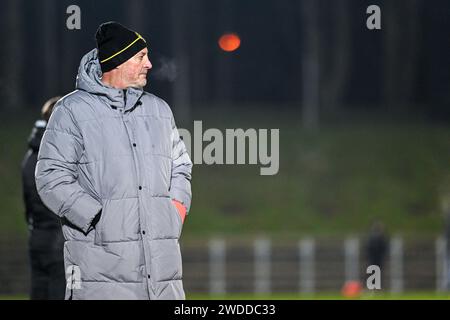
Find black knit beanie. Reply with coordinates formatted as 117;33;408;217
95;21;147;73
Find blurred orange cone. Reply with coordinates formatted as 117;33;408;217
341;280;362;299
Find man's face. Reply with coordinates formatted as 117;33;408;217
117;48;152;88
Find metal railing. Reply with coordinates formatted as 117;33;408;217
0;235;448;296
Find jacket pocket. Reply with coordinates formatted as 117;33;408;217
94;200;107;246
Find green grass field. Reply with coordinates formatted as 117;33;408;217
1;107;450;240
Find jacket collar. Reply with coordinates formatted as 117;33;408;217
76;49;144;112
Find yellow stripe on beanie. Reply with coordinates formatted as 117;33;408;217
100;32;146;64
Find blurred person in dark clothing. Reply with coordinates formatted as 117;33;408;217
444;200;450;290
366;221;388;271
21;96;65;300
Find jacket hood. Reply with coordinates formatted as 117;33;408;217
75;49;143;110
28;120;46;152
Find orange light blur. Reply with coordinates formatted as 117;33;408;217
218;33;241;52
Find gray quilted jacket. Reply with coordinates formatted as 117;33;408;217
35;49;192;300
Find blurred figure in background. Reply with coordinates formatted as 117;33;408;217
21;96;65;300
366;221;389;272
444;199;450;291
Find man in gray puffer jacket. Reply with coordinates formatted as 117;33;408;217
35;21;192;300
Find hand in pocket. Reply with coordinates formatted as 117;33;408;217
171;199;186;224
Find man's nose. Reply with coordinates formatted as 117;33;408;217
144;56;152;70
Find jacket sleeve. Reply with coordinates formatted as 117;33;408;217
169;116;193;213
35;102;102;234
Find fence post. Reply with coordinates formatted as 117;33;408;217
436;236;448;292
299;238;315;294
390;236;403;293
254;238;271;295
209;238;226;295
344;237;360;282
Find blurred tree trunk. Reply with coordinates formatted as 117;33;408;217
215;0;233;106
43;0;58;100
301;0;320;131
275;1;301;102
191;0;207;107
4;0;23;109
127;0;145;34
60;31;79;93
171;0;191;126
384;1;399;111
321;0;351;115
399;0;421;110
61;1;80;94
384;1;421;111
